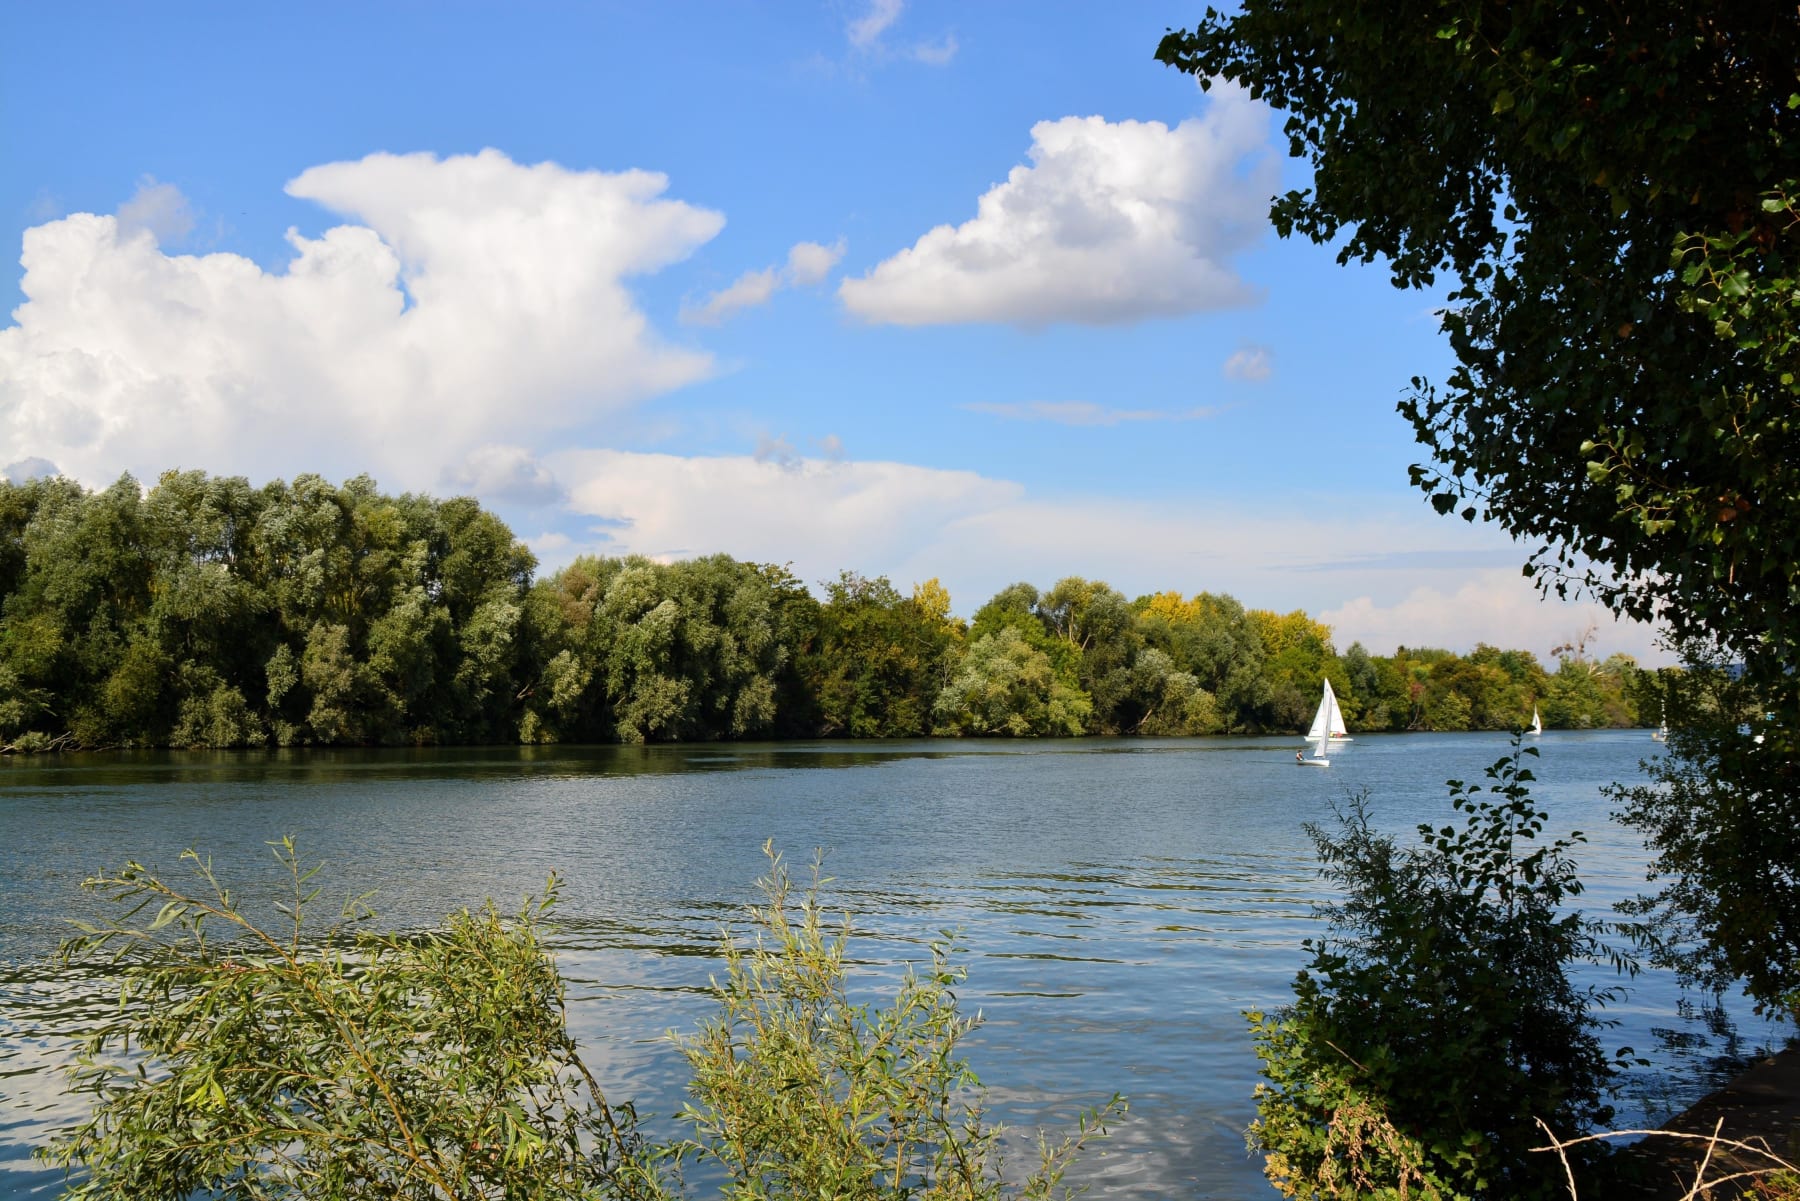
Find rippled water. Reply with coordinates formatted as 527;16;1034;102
0;732;1790;1197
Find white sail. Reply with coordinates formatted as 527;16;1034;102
1297;731;1331;766
1531;707;1543;736
1306;679;1351;741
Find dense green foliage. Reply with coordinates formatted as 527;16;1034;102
1158;0;1800;1015
44;842;1117;1200
1248;747;1628;1199
0;472;1647;751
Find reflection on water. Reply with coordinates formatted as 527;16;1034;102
1;733;1792;1198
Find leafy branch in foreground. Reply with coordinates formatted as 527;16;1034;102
1248;742;1634;1200
673;842;1125;1200
41;836;667;1201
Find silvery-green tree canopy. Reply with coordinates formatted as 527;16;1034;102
1159;3;1800;1010
1159;3;1798;674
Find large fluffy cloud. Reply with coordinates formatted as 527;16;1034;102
0;150;721;489
839;84;1275;326
544;448;1663;659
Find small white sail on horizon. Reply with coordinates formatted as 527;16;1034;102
1530;707;1543;737
1306;679;1351;743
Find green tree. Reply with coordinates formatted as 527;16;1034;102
1159;2;1800;1007
933;626;1091;738
1158;6;1800;664
1244;609;1339;734
808;572;961;738
587;555;791;744
1038;577;1140;732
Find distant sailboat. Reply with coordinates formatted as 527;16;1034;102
1306;679;1352;743
1298;680;1343;766
1530;707;1543;737
1652;722;1668;742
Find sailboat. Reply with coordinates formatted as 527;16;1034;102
1297;731;1331;768
1297;679;1343;766
1530;707;1543;737
1306;679;1352;743
1652;722;1668;742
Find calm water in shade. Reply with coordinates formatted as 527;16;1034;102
0;732;1791;1197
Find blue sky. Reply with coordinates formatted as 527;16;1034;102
0;2;1663;661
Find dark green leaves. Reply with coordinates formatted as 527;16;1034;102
1247;740;1627;1199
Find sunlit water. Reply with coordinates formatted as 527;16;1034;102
0;732;1791;1197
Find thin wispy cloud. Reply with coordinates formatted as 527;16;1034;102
115;176;195;246
844;0;958;65
1223;345;1272;381
683;238;845;325
963;400;1225;427
847;0;904;48
911;35;958;65
1281;548;1526;573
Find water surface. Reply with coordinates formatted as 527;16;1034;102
1;732;1788;1197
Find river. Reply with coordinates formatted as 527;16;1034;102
0;731;1790;1197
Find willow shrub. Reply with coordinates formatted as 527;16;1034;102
41;838;667;1201
673;844;1124;1199
1247;743;1633;1200
43;839;1120;1200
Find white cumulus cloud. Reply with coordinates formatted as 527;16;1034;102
0;149;722;491
839;84;1275;326
784;239;845;285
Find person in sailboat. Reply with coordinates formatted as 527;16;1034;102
1296;750;1304;764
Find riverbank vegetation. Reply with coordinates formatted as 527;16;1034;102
1250;745;1632;1200
44;840;1120;1200
0;471;1647;752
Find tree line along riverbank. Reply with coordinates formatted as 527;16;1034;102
0;470;1649;753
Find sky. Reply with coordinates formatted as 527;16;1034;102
0;2;1667;664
